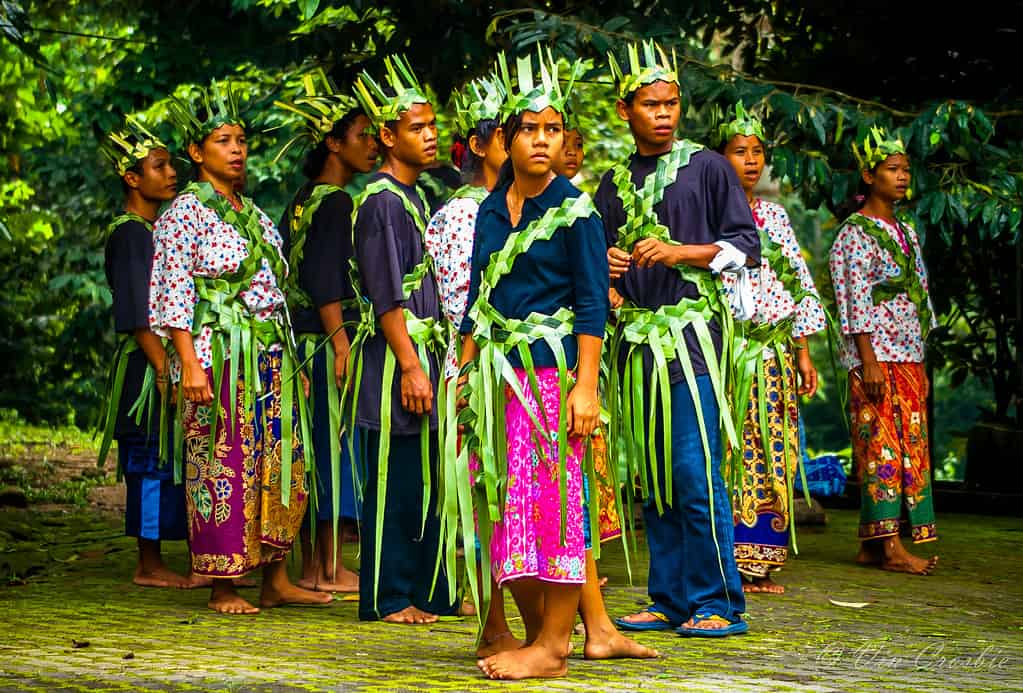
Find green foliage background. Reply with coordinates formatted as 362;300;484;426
1;1;1020;477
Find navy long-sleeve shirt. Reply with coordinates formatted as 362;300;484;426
594;147;760;381
460;175;610;369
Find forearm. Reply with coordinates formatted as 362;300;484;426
169;328;200;369
378;307;421;372
133;329;168;375
673;243;722;269
458;334;479;374
852;333;878;365
574;334;603;391
317;301;351;353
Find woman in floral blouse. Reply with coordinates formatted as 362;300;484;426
150;85;332;613
829;127;938;576
718;104;827;594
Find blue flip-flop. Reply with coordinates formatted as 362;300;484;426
676;614;749;638
614;607;676;632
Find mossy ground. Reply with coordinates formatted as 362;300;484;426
1;500;1020;692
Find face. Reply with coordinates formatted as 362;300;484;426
380;102;437;168
616;80;680;153
722;134;765;193
331;113;379;174
189;123;247;185
507;107;564;179
864;153;911;203
125;147;177;202
554;128;584;178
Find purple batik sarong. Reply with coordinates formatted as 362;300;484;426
183;348;308;577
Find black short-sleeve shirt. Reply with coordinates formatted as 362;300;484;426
279;183;357;335
104;219;158;440
352;172;442;434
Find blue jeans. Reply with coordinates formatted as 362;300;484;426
642;376;745;624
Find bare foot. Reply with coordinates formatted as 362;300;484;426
459;599;477;617
476;631;524;658
181;573;213;589
477;644;568;680
233;576;258;588
743;576;785;594
208;590;259;615
314;567;360;593
878;536;938;575
260;581;334;608
381;605;438;624
133;565;191;589
598;576;608;589
583;626;659;660
882;553;938;575
296;576;318;590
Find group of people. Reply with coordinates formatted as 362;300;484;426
98;40;940;681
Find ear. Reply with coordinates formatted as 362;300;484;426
378;124;398;150
615;99;631;123
324;135;342;154
494;127;507;152
187;141;203;165
123;170;141;190
861;169;874;186
468;134;486;159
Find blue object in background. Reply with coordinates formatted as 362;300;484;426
795;413;847;497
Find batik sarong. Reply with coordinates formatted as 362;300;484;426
490;367;586;586
730;354;799;579
586;431;622;545
183;348;309;577
849;361;936;543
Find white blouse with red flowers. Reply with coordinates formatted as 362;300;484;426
148;192;288;378
828;213;937;370
425;195;479;378
722;199;827;347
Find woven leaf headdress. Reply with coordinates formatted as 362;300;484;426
451;72;505;136
496;45;582;120
273;69;360;162
102;116;168;176
716;101;766;148
608;39;679;100
166;80;246;145
852;126;907;171
352;54;429;130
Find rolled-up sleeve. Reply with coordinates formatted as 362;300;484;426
569;212;610;337
149;198;199;337
829;225;876;335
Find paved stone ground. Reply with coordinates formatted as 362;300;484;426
0;504;1021;692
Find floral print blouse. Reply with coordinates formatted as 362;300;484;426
149;192;288;378
424;195;478;378
722;198;827;347
828;213;937;370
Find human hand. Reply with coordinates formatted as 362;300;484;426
565;383;600;439
796;349;818;398
858;360;885;402
608;247;632;279
181;360;213;404
631;238;680;269
609;287;624;309
400;363;433;415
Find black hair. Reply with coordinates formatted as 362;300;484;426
301;108;367;180
835;178;872;222
119;159;145;194
458;118;500;185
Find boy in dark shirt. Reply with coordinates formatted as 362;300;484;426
100;119;191;588
350;56;459;623
595;42;760;637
